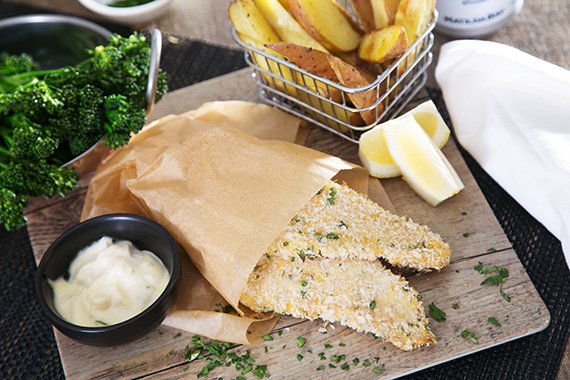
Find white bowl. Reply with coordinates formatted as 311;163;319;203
78;0;172;24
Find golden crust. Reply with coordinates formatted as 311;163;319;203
267;181;451;271
242;256;436;350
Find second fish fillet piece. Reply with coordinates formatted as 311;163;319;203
241;255;436;350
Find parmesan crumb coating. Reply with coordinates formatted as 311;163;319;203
241;256;436;351
267;181;451;271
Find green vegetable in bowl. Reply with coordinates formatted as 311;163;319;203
0;32;167;231
108;0;157;7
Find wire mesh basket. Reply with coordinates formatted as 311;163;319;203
232;10;437;143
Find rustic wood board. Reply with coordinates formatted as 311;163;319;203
27;69;549;379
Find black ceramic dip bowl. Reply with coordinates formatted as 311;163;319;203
36;214;180;346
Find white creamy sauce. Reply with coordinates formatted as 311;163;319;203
49;236;169;327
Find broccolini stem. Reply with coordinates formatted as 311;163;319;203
0;145;10;167
0;68;67;92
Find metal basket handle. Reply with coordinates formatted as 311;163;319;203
146;28;162;115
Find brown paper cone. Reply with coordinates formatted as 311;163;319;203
81;101;394;345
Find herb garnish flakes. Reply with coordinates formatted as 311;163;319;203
297;336;307;348
326;187;337;205
460;329;478;344
474;262;512;302
373;365;385;375
428;302;447;322
488;317;501;327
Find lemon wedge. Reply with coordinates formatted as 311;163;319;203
383;116;464;206
399;100;451;149
358;100;451;178
358;118;401;178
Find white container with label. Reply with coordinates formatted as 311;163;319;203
435;0;524;38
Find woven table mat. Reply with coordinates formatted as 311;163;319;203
1;3;569;379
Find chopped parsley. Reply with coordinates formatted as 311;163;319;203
352;358;360;365
296;250;306;262
488;317;501;327
316;365;325;371
363;359;372;367
428;302;447;322
182;336;270;378
487;247;497;253
300;280;308;287
452;303;460;310
326;187;337;205
474;262;511;302
172;332;182;339
262;334;273;341
338;342;346;347
373;365;385;375
330;354;346;363
326;232;340;240
462;232;474;238
369;300;376;310
283;241;289;247
252;364;269;378
297;353;304;361
341;363;350;371
277;330;283;336
264;346;269;353
297;336;307;348
329;363;337;369
338;220;348;228
318;352;326;360
95;320;108;326
460;329;478;344
324;343;333;349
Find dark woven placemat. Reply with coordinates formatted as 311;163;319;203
1;4;569;380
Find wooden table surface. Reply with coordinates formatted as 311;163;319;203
7;0;570;378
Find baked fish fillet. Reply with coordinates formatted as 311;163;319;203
241;255;435;350
266;181;450;271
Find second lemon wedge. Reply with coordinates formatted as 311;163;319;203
399;100;451;149
383;116;464;206
358;100;452;178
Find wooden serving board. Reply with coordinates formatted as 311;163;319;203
27;68;549;379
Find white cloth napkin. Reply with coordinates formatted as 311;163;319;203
435;40;570;268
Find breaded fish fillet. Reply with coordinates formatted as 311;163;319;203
266;181;450;271
241;255;435;350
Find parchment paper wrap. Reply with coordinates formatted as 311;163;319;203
81;101;394;345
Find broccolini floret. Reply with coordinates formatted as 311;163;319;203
0;32;168;231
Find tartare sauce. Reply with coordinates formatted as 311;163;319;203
49;236;169;327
